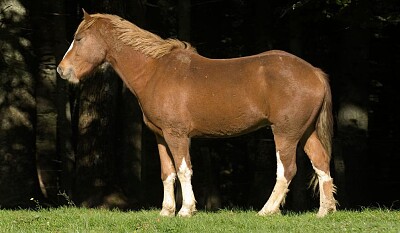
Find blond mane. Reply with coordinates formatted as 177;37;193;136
76;13;196;58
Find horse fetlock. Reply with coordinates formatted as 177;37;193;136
160;206;176;217
160;198;176;217
177;204;197;217
317;205;336;217
317;198;337;217
317;178;337;217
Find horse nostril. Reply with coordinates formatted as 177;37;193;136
57;66;63;76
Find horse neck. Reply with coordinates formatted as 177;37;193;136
105;43;154;99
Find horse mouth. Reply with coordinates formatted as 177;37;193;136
57;66;79;84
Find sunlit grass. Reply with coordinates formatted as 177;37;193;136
0;207;399;232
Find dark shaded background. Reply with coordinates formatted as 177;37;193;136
1;0;399;212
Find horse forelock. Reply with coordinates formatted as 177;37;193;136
75;16;96;37
76;13;196;58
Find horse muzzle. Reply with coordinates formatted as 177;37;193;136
57;65;79;84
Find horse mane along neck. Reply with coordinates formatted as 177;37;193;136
79;13;196;58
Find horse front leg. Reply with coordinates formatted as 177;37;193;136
163;133;196;217
259;135;297;216
156;135;177;217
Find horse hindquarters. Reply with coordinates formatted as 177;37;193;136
259;68;336;217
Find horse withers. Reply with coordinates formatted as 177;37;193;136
57;10;337;217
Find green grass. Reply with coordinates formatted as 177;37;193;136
0;207;399;233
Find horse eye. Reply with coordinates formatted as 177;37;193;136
75;37;82;42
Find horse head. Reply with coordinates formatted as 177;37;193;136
57;9;107;83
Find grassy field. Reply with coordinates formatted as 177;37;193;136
0;207;399;233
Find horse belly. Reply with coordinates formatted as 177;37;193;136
189;107;268;138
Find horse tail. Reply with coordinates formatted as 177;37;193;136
310;69;334;192
316;69;333;157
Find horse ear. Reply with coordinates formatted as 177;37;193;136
82;8;91;20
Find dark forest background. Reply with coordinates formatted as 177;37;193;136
1;0;399;212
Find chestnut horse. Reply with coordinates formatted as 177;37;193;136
57;10;337;217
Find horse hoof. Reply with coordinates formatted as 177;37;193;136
258;209;281;216
316;206;336;218
160;208;175;217
177;207;196;217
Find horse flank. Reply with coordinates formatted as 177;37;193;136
76;13;196;59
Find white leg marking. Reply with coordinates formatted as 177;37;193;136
312;164;332;200
160;173;176;216
177;158;196;216
312;164;331;183
258;151;290;216
312;164;336;217
63;40;75;59
276;151;288;183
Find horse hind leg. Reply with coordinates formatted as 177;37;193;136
258;134;298;216
303;131;337;217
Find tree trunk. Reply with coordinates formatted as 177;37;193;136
115;85;143;208
53;0;75;205
73;64;121;208
71;0;134;209
31;0;74;206
335;28;370;207
0;0;39;208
